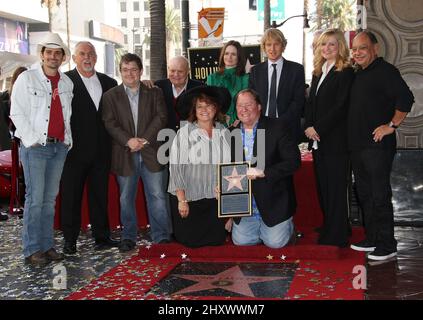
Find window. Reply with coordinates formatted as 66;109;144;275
134;34;141;44
144;17;150;27
120;2;126;12
174;0;180;10
145;50;150;60
133;1;140;11
249;0;257;11
134;18;140;28
121;18;127;28
124;34;128;44
135;45;143;59
144;1;149;11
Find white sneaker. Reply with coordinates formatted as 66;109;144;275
350;240;376;252
368;250;397;261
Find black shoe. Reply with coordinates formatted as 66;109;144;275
0;211;8;221
119;239;136;252
350;239;376;252
94;237;120;251
63;242;77;255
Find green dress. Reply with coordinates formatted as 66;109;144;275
206;67;249;126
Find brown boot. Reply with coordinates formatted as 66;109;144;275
44;248;64;261
25;251;49;266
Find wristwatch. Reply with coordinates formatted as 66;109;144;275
389;121;399;129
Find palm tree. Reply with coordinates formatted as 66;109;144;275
311;0;355;31
149;0;167;81
166;7;181;62
264;0;271;30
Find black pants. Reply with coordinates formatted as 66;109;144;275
313;150;350;246
60;157;111;243
351;148;397;252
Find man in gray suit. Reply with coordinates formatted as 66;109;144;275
102;53;171;251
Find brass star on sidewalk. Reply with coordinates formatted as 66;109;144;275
173;265;286;297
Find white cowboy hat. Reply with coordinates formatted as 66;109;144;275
37;33;71;65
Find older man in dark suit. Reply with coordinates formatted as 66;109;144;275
154;56;203;132
230;89;301;248
249;28;305;143
102;53;171;252
61;42;118;255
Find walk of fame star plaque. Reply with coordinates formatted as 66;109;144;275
147;262;297;298
218;162;252;218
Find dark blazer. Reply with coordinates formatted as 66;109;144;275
64;69;117;163
102;83;167;176
304;66;354;154
249;59;305;142
154;78;203;131
230;116;301;227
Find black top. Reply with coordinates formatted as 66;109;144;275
348;57;414;151
305;66;354;155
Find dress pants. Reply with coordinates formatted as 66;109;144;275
313;150;350;246
351;147;397;252
60;156;111;243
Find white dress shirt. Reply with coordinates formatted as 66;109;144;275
316;61;335;94
78;70;102;110
172;81;188;98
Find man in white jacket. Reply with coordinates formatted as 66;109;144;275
10;33;73;266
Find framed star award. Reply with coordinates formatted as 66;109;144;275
218;162;252;218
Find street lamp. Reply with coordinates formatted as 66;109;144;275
131;27;139;54
271;10;310;29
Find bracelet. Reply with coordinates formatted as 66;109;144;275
178;200;188;203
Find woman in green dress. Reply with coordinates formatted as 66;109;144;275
206;40;249;126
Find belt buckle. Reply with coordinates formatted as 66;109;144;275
47;137;58;143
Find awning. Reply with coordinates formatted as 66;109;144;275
0;51;38;80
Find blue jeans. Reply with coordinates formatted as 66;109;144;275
20;143;68;257
232;216;294;248
116;153;171;243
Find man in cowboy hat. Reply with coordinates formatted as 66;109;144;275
10;32;73;265
102;53;171;252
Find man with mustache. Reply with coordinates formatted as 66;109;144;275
60;42;118;255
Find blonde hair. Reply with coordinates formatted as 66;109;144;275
260;28;287;52
313;29;350;76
